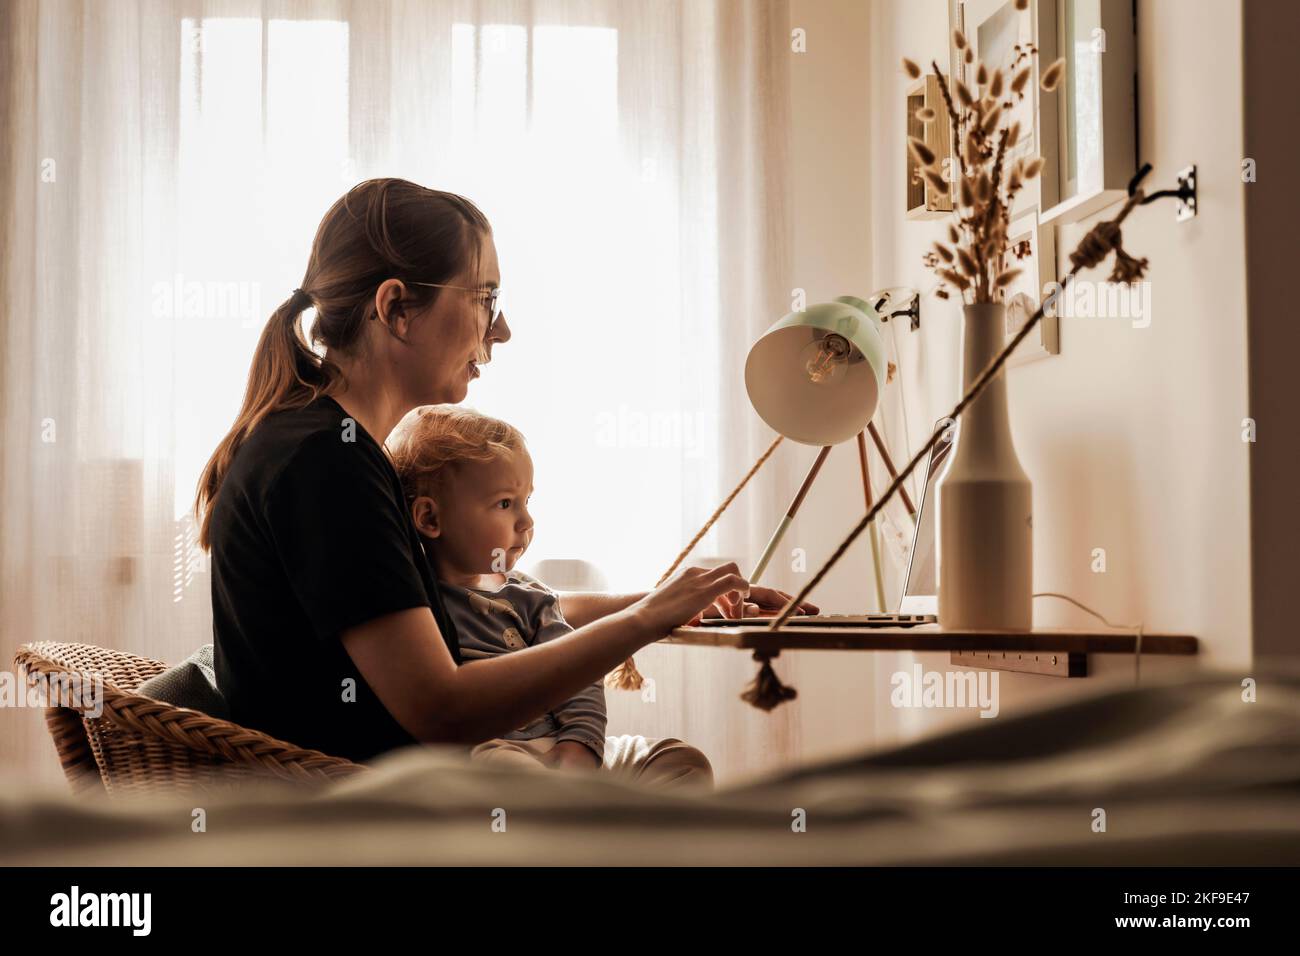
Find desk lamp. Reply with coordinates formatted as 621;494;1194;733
743;295;915;608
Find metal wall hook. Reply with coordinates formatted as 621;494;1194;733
1131;162;1197;221
871;287;922;331
1127;162;1154;195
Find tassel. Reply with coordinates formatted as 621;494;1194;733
605;656;644;690
1108;243;1150;284
1069;220;1150;284
740;652;798;711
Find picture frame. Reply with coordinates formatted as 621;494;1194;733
905;73;955;220
1000;207;1059;365
962;0;1059;219
1036;0;1137;224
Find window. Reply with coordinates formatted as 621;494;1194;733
168;14;718;592
171;17;350;529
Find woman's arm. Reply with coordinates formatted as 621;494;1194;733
558;586;821;627
556;591;646;629
341;563;748;746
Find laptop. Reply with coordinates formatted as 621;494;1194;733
698;418;952;628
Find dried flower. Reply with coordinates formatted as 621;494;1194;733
923;168;950;194
902;58;922;79
1040;58;1066;92
1015;0;1029;9
957;247;980;276
914;47;1069;304
938;268;970;290
953;29;966;50
994;268;1022;288
915;106;937;122
908;136;936;166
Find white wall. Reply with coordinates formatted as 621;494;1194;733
770;0;1251;767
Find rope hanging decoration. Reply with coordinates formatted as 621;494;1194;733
628;168;1156;709
604;434;785;690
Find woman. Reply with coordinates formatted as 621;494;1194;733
194;179;803;769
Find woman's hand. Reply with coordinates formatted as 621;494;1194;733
710;586;819;619
630;562;751;634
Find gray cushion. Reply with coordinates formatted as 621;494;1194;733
137;643;230;720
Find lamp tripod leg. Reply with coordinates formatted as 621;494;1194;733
856;431;888;613
867;421;916;517
748;445;832;587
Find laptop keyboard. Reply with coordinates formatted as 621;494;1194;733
695;613;936;627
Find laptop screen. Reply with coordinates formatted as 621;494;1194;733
899;421;955;609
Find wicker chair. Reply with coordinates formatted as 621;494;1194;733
14;641;366;797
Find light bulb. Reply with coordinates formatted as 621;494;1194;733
800;333;851;386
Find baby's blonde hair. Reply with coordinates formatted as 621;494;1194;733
386;405;526;502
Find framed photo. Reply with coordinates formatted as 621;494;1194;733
967;0;1036;162
1036;0;1136;224
963;0;1059;218
906;74;955;219
1000;208;1059;366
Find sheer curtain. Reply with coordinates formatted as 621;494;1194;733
1;0;793;786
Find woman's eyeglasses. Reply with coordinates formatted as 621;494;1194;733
407;281;504;330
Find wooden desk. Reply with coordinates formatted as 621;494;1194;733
664;624;1198;677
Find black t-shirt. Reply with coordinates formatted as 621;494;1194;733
208;394;462;763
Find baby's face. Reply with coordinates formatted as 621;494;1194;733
425;447;535;576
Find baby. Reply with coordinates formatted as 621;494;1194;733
386;404;713;788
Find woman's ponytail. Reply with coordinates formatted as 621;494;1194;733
279;288;332;390
193;290;325;549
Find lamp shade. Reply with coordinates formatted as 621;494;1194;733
744;295;887;445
